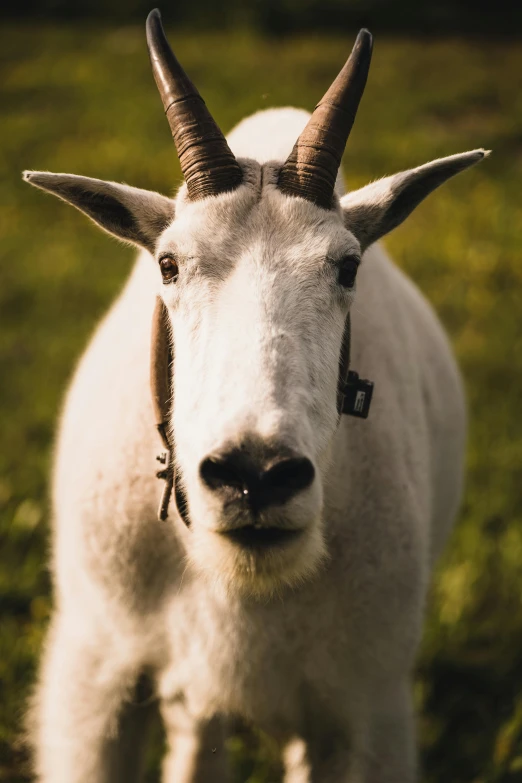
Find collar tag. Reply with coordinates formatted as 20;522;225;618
341;370;374;419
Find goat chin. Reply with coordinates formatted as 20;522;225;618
187;521;328;598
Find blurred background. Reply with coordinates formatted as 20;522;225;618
1;0;521;781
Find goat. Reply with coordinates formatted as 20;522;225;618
23;9;487;783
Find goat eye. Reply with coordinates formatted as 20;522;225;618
338;254;360;289
159;254;179;283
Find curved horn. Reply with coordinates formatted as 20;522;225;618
146;8;242;201
278;29;373;210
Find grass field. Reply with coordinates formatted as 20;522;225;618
1;21;522;782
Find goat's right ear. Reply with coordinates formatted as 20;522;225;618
23;172;175;253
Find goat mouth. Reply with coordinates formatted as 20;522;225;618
219;525;303;550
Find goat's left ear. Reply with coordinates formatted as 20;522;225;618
341;150;489;251
23;171;175;253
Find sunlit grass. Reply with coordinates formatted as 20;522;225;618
1;22;521;782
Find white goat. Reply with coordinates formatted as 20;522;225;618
23;9;487;783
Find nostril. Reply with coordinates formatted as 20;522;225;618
262;457;315;505
200;456;247;493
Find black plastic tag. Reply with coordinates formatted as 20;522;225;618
341;371;374;419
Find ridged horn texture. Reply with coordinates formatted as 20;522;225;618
278;29;373;210
146;8;242;201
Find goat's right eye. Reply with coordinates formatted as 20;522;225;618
159;254;179;283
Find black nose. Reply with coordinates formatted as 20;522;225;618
199;442;315;511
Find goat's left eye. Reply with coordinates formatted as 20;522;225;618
338;254;360;289
159;254;179;283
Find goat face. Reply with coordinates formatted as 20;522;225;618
23;10;486;596
158;160;359;594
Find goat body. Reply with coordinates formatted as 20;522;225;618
24;16;484;782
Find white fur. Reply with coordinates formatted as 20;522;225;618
28;107;471;782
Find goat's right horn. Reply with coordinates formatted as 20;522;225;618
278;29;373;210
146;8;242;201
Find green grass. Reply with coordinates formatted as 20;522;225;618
1;21;522;782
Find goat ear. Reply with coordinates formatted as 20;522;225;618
23;171;175;253
341;150;489;251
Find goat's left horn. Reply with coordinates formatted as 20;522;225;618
278;29;373;210
146;8;242;201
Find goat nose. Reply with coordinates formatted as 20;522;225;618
199;445;315;510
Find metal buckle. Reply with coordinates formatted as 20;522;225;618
156;447;174;521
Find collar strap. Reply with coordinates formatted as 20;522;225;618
150;297;191;524
337;313;352;413
337;313;374;419
150;297;373;522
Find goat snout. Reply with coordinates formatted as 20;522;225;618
199;442;315;511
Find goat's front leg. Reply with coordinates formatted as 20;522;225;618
362;679;417;783
160;698;229;783
31;614;149;783
283;680;416;783
283;735;353;783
